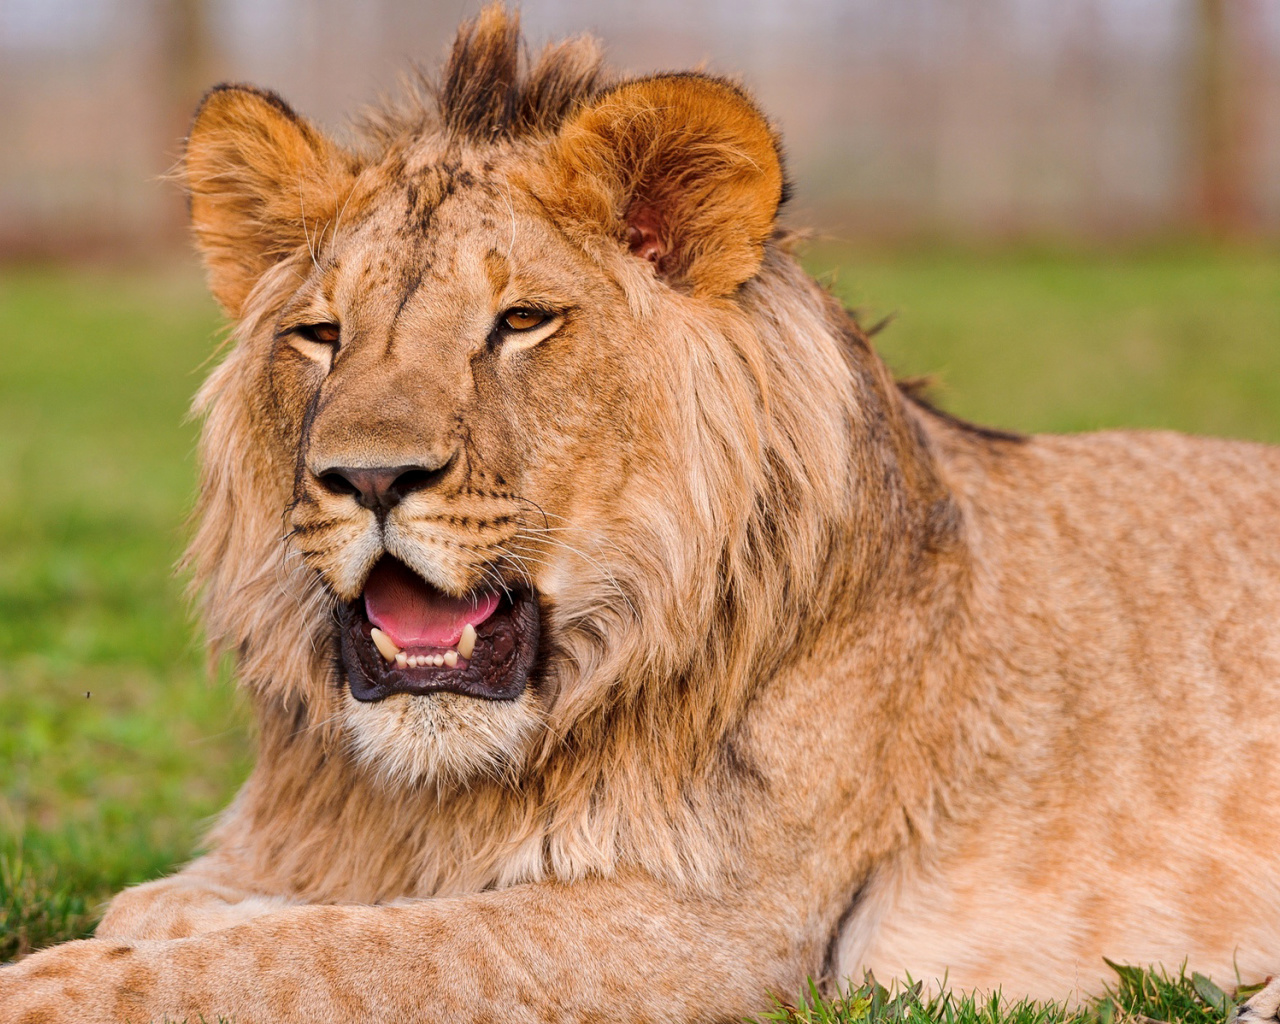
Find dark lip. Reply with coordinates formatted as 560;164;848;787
337;584;541;703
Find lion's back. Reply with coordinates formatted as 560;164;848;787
850;424;1280;1000
957;426;1280;729
958;426;1280;621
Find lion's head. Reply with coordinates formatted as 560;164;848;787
182;7;894;792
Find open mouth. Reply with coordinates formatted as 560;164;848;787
337;557;540;703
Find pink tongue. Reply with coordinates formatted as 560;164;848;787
364;560;500;649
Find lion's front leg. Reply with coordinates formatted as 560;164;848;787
1;875;806;1024
0;938;171;1024
95;859;294;940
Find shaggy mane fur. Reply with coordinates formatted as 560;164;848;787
358;6;609;148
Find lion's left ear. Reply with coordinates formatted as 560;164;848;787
541;74;785;298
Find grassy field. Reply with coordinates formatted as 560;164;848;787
0;267;251;957
1;246;1278;1017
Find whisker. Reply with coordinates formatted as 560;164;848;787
331;183;357;249
475;561;514;603
299;179;321;274
273;539;335;662
508;537;638;620
493;548;537;591
500;181;518;259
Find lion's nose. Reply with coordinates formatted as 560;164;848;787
315;462;451;514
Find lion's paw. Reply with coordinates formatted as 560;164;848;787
1237;977;1280;1024
0;939;154;1024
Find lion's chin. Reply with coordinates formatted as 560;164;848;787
333;557;546;788
340;686;544;789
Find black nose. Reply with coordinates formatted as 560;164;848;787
315;463;448;513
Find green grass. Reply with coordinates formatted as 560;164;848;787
757;963;1259;1024
1;247;1277;1016
0;266;252;958
807;243;1280;442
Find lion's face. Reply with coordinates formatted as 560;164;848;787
182;35;789;786
273;155;669;783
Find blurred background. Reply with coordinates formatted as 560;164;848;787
2;0;1279;253
2;0;1279;960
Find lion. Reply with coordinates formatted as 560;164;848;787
5;6;1280;1022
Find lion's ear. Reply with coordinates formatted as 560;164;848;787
544;74;785;298
183;85;357;317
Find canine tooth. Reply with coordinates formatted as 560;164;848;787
443;650;458;668
458;623;477;659
371;628;399;662
395;652;408;668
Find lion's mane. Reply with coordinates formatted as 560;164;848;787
179;9;954;901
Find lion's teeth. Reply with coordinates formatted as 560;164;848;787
393;648;463;669
371;628;400;663
458;623;477;659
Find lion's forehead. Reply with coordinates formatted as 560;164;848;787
319;156;577;327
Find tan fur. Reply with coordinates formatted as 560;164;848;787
5;8;1280;1021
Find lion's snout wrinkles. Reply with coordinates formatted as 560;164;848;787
17;7;1280;1023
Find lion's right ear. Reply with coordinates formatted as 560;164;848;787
183;85;357;317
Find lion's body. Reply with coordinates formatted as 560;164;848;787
5;8;1280;1022
845;428;1280;997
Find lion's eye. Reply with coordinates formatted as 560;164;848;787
490;307;564;352
501;309;547;332
295;323;340;345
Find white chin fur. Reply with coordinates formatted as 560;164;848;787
340;687;542;788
